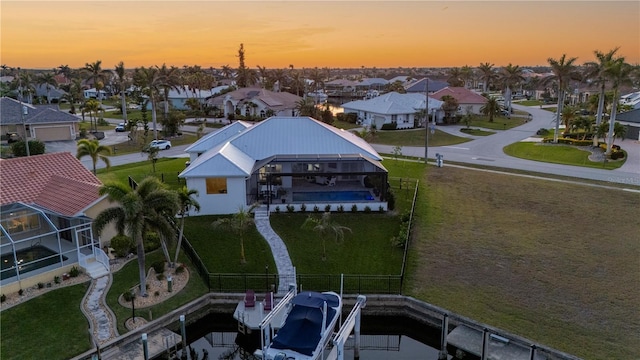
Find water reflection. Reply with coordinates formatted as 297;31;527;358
178;314;445;360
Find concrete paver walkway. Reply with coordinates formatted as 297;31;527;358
82;275;118;345
253;206;296;294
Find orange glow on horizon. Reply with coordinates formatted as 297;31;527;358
1;1;638;70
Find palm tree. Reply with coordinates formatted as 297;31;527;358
157;64;182;127
478;62;496;93
83;60;111;103
301;212;351;261
56;64;72;79
114;61;129;125
76;139;112;174
499;64;525;113
94;177;180;297
561;105;579;134
173;187;200;267
81;99;101;132
37;72;57;104
583;48;620;146
446;67;464;87
134;66;163;140
545;54;580;143
211;205;257;264
480;97;500;122
460;65;475;89
221;64;234;79
147;146;160;173
602;58;633;155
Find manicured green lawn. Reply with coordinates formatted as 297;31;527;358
332;119;362;130
105;250;208;335
107;134;197;156
514;99;543;106
468;115;527;130
0;282;92;360
459;128;495;136
373;128;471;147
97;158;189;189
504;142;625;169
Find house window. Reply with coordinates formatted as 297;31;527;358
206;178;227;194
391;115;397;123
1;210;40;235
260;110;266;118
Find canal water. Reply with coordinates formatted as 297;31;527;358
176;313;447;360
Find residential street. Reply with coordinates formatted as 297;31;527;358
46;106;639;186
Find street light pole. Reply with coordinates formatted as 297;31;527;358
424;77;429;164
130;289;136;323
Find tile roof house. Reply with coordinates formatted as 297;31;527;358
180;116;389;215
0;152;111;290
207;87;303;119
0;97;80;141
341;92;444;129
615;108;640;140
431;87;488;115
144;85;230;111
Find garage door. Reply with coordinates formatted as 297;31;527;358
34;126;73;141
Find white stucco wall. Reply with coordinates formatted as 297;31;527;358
187;176;249;215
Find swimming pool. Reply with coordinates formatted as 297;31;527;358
292;190;374;202
1;245;68;280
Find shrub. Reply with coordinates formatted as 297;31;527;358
286;205;295;213
156;273;165;281
313;205;320;213
337;205;344;213
336;113;346;122
175;265;186;274
123;291;133;302
154;291;160;297
275;206;281;213
11;140;46;157
379;205;385;213
0;294;5;303
387;190;396;210
364;206;372;213
380;122;398;130
324;204;331;212
300;203;307;213
351;204;358;212
536;128;550;136
54;276;60;284
345;112;358;124
144;232;161;252
111;234;134;257
18;289;24;296
69;266;81;277
37;282;44;289
611;151;625;160
151;261;165;274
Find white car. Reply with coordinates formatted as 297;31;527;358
147;139;172;150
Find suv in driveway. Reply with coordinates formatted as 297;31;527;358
146;139;172;151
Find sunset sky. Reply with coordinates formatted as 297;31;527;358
1;1;639;70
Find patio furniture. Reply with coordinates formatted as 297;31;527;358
244;289;256;308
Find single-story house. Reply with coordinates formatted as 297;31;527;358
83;88;109;99
405;78;449;94
35;84;66;103
179;116;389;215
0;97;80;141
615;108;640;140
146;85;230;111
341;92;444;129
207;87;303;118
621;91;640;109
431;87;488;115
0;152;111;292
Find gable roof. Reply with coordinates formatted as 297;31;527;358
405;78;449;93
616;108;640;124
0;97;79;125
0;152;102;217
431;87;488;104
180;117;383;178
207;87;302;110
341;92;443;115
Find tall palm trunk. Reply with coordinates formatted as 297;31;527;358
593;83;606;147
136;235;148;297
605;91;619;156
151;94;158;140
553;90;565;143
173;214;186;267
120;90;128;124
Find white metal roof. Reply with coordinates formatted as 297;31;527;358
179;116;383;178
341;92;443;115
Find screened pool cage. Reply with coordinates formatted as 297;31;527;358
0;202;101;286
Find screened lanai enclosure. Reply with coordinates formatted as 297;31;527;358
0;202;105;286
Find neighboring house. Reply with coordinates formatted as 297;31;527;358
179;116;389;215
147;85;230;111
431;87;488;115
83;88;109;99
0;152;111;292
207;87;303;118
615;108;640;141
0;97;80;141
35;84;66;103
405;78;449;94
341;92;444;129
325;79;359;96
621;91;640;109
356;78;389;91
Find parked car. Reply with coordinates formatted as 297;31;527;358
146;139;172;151
115;124;126;132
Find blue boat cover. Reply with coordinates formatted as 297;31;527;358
270;292;339;356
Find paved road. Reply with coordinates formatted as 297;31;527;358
46;108;639;186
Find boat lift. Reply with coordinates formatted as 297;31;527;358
257;284;297;359
325;295;367;360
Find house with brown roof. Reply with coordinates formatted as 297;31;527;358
431;87;488;115
207;87;303;119
0;97;80;141
0;152;111;292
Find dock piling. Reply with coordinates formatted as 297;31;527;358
142;333;149;360
481;328;488;360
438;313;449;360
180;315;187;357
